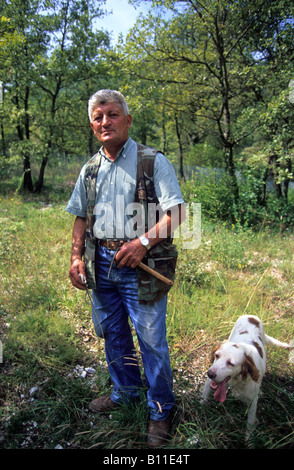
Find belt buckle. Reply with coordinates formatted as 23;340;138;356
109;240;120;250
100;238;130;250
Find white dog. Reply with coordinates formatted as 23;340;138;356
202;315;291;442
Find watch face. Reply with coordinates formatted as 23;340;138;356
140;236;150;248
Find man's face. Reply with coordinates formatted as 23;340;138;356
90;102;132;148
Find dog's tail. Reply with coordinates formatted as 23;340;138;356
265;334;291;349
287;339;294;365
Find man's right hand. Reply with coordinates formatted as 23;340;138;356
69;259;87;290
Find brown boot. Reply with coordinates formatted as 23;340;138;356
89;395;119;413
147;418;170;447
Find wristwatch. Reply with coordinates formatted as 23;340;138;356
139;235;151;250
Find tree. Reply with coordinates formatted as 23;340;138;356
33;0;110;192
0;0;52;191
0;0;110;192
125;0;294;202
243;89;294;204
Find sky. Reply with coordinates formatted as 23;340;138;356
99;0;152;44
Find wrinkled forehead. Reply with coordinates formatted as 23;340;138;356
92;101;124;116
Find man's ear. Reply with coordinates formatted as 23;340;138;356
126;114;132;128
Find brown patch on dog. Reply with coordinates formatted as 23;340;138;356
241;354;259;382
233;344;239;348
210;344;220;363
252;341;263;358
248;316;260;328
240;330;248;335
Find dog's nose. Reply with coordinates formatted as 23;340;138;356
208;369;216;380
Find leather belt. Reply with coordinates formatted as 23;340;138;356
99;239;130;250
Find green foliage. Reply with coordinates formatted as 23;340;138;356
181;172;236;222
1;0;293;207
181;171;294;230
186;142;223;168
124;0;294;204
0;0;111;191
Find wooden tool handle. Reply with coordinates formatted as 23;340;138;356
138;262;174;286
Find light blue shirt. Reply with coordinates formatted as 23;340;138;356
66;137;184;239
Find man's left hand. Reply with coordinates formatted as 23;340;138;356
115;239;147;269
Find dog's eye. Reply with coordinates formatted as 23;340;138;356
227;360;234;366
215;354;220;359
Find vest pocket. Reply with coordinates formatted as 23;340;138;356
139;241;178;295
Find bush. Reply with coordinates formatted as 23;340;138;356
181;172;294;231
181;172;236;223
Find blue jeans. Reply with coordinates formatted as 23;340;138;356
91;245;175;421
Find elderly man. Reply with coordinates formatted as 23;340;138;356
66;89;185;447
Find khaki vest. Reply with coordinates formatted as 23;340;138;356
83;143;178;304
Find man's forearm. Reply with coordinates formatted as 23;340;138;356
69;216;87;290
146;203;186;247
71;216;87;263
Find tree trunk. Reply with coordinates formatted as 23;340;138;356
34;155;48;193
282;158;292;200
220;95;238;201
35;76;61;192
22;154;34;192
175;114;185;180
0;84;6;156
260;156;271;205
272;155;282;199
162;106;167;155
223;143;239;202
1;121;5;156
16;84;34;192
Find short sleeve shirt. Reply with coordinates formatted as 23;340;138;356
65;137;184;239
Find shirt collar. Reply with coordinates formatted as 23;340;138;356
99;137;132;162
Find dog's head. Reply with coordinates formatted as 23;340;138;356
207;341;260;402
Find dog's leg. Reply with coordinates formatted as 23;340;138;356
201;378;212;403
245;395;258;445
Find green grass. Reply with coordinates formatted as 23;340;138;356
0;184;293;450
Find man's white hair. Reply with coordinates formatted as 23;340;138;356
88;89;130;122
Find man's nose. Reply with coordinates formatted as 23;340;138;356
101;115;111;126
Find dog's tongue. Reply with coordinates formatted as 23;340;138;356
213;380;227;403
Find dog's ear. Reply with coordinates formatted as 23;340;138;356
210;343;220;363
241;353;259;382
